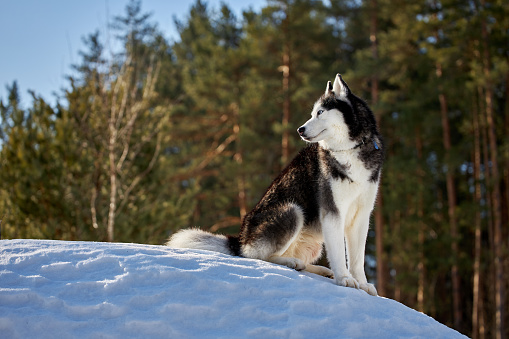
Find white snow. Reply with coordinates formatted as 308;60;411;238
0;239;466;338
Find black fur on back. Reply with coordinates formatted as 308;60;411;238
240;143;346;246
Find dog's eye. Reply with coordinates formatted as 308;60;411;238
317;109;324;116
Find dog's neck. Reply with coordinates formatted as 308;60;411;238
319;137;379;153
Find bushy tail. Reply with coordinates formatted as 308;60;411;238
166;228;241;256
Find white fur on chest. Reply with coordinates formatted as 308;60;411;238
330;149;374;183
327;150;378;213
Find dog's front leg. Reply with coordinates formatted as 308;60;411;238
345;188;379;296
321;213;359;289
346;207;378;296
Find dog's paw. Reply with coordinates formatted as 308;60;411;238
284;257;306;271
359;283;378;296
318;267;335;279
335;275;359;289
306;265;334;278
267;256;306;271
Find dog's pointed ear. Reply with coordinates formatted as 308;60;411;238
325;81;333;95
333;74;350;99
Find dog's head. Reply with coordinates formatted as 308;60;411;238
297;74;374;149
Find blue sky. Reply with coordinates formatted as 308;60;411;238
0;0;266;107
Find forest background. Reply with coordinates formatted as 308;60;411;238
0;0;508;338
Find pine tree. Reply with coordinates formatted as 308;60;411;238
0;83;80;239
171;1;247;232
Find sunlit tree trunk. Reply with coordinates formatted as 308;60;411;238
370;0;387;298
280;11;291;167
477;2;504;336
107;112;118;242
415;128;425;312
105;58;162;242
232;102;247;220
472;95;483;339
435;61;461;330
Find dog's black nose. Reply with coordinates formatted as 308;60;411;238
297;126;306;136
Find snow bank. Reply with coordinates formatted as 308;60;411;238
0;239;465;338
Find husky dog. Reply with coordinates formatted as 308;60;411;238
167;74;383;296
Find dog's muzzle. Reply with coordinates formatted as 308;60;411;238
297;126;306;136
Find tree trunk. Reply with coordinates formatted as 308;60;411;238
107;114;117;243
485;76;504;339
415;128;425;312
232;102;247;220
393;209;402;302
281;51;290;167
478;2;504;335
280;9;291;167
504;73;509;248
435;61;462;330
370;0;387;298
484;71;504;339
472;96;483;339
478;86;494;245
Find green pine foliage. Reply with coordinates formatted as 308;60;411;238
0;0;508;336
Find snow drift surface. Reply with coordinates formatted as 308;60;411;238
0;239;465;338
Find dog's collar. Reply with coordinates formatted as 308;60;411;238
328;138;380;152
